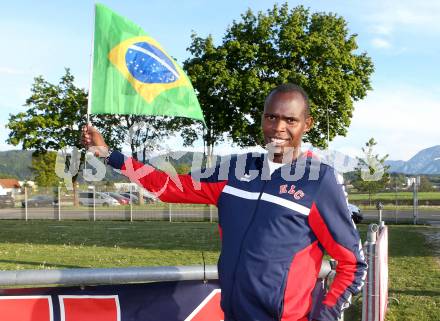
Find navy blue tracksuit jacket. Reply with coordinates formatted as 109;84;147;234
108;151;366;321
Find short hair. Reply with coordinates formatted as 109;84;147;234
264;83;310;117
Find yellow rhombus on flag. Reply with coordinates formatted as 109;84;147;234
90;3;205;123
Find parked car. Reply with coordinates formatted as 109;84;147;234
78;192;120;207
348;203;363;224
101;192;131;205
120;193;139;203
121;192;156;204
0;195;15;208
22;195;57;208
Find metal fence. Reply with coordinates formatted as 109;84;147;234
0;186;218;222
362;222;390;321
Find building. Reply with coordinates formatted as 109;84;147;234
0;179;21;196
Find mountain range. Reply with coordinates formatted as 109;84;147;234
385;145;440;175
0;145;439;180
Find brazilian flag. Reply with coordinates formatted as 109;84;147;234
90;4;205;123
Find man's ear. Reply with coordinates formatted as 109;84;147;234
304;116;314;133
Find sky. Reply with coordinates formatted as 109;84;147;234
0;0;439;161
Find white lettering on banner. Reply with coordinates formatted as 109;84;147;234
183;289;224;321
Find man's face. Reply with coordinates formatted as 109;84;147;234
261;91;313;163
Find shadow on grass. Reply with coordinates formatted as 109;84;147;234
0;259;82;269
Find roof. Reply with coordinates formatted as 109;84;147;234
0;179;21;189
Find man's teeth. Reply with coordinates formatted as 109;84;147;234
271;138;286;144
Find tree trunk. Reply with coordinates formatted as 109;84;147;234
72;175;79;207
206;144;215;168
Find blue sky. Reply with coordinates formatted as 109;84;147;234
0;0;439;161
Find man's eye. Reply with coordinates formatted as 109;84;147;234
286;118;296;124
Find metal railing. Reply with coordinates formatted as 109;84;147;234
0;261;332;287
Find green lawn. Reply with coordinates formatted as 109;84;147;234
0;221;221;270
345;225;440;321
0;221;438;320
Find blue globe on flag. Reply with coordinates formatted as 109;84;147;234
125;42;179;84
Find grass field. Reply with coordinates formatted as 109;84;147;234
0;221;438;320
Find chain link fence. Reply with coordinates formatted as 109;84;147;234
0;186;218;222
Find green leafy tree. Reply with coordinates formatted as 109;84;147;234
419;176;434;192
122;115;177;163
30;151;60;187
387;173;407;190
6;69;124;203
352;138;390;205
183;3;374;157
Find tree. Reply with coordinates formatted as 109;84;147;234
387;173;407;190
352;138;390;205
183;3;374;157
30;151;60;187
419;176;434;192
6;69;124;203
121;115;177;163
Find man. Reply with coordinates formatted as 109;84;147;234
82;83;366;321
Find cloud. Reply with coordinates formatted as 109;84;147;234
371;38;391;49
331;84;440;161
0;67;27;76
366;0;440;34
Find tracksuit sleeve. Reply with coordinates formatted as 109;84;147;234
107;151;227;205
308;167;367;321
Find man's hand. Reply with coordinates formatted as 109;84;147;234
81;124;109;157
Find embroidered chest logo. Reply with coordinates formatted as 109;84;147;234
279;184;305;200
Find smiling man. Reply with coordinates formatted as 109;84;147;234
262;84;313;164
82;83;366;321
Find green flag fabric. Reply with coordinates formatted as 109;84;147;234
90;4;205;123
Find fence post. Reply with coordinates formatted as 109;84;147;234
58;185;61;221
169;203;172;222
24;186;28;221
93;185;96;222
130;184;133;222
362;223;378;321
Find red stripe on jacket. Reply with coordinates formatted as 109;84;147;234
281;241;323;321
120;157;227;205
308;203;357;307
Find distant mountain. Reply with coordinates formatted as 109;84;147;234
0;150;34;180
386;145;440;175
2;145;439;181
0;149;209;182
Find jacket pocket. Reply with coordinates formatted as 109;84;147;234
275;268;289;321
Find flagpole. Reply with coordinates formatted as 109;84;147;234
85;3;96;174
86;3;96;125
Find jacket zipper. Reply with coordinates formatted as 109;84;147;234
229;180;267;320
